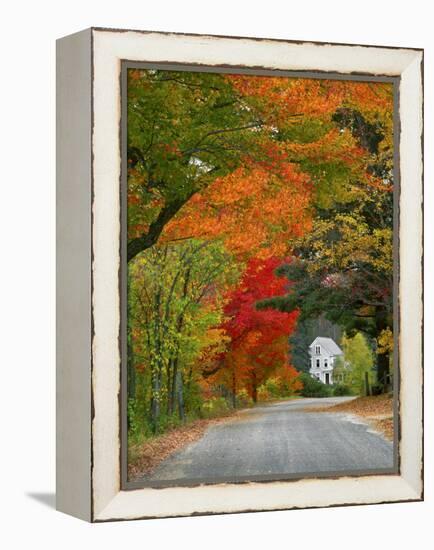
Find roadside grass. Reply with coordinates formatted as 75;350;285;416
304;394;394;441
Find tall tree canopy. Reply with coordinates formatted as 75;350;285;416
127;70;393;261
126;68;395;447
257;100;394;387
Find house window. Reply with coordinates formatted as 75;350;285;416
324;359;328;368
315;345;321;355
316;359;320;368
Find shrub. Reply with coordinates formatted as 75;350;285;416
278;365;304;396
127;397;154;440
156;413;183;433
333;384;353;396
127;398;141;438
263;377;281;398
256;378;281;402
184;381;204;416
299;372;333;398
202;397;231;418
257;386;271;402
257;368;304;402
235;389;254;408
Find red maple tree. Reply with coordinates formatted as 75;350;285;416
218;257;300;402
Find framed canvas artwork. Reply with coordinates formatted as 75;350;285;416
56;28;423;522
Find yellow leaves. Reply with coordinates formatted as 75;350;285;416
377;328;394;355
196;327;230;366
284;127;365;167
294;203;393;277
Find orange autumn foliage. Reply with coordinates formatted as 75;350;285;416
227;75;393;124
274;364;304;393
227;75;393;191
162;162;313;259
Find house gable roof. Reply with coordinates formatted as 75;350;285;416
310;336;343;356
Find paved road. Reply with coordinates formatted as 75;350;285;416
146;397;394;482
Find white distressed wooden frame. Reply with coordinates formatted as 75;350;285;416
56;28;423;522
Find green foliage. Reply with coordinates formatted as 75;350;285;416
277;117;333;144
262;377;281;398
127;398;142;439
201;397;231;419
154;413;184;433
333;384;353;396
332;355;345;381
128;70;257;199
182;380;205;416
288;321;312;373
299;372;333;398
127;69;274;260
235;389;254;408
341;332;375;395
128;238;240;434
257;378;284;401
301;160;352;209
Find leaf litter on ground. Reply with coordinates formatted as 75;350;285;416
304;394;394;441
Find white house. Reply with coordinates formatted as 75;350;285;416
309;337;343;385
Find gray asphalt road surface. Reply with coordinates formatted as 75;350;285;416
145;396;394;482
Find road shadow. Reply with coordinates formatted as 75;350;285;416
26;492;56;510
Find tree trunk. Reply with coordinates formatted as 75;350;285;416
231;369;237;409
377;352;390;389
151;369;161;433
127;195;194;262
166;357;175;415
169;357;179;416
364;371;371;396
168;270;190;415
251;370;257;403
176;370;185;422
151;291;163;432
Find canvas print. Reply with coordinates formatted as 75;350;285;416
125;67;396;485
